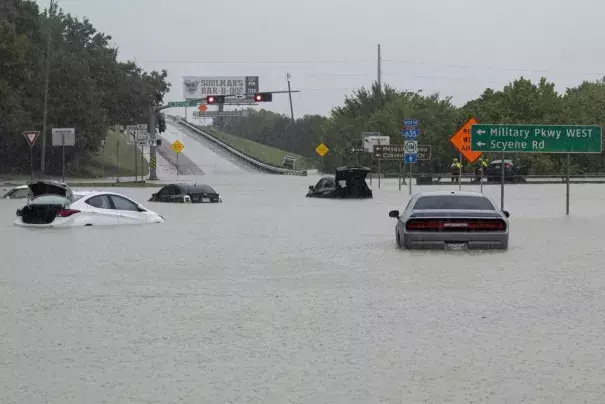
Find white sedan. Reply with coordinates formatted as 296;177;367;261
15;190;165;227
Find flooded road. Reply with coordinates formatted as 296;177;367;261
2;175;605;403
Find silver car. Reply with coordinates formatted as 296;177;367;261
388;191;509;250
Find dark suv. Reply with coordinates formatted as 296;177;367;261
484;160;526;183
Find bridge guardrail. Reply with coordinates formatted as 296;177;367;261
168;116;307;176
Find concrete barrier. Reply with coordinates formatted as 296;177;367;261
171;117;307;176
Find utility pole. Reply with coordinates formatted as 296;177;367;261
41;0;55;175
377;44;382;90
148;106;158;181
286;73;295;126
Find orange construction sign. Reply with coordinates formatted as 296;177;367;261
198;104;208;112
449;117;483;163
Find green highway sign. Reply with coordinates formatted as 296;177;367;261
167;100;199;108
471;124;602;153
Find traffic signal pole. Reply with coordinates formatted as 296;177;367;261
148;106;158;180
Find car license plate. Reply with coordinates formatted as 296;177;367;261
445;242;467;251
201;198;210;203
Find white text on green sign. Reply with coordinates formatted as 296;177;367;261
470;124;602;153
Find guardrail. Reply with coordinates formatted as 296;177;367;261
368;172;605;184
168;116;307;176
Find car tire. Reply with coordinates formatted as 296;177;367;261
396;231;407;249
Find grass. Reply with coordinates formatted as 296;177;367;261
87;129;149;177
198;126;314;170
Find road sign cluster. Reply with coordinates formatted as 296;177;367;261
373;145;431;161
402;119;420;163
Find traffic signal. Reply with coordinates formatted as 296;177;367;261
156;114;166;133
206;95;225;104
253;92;273;102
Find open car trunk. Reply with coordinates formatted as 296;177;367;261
334;166;373;198
17;181;76;224
28;180;73;199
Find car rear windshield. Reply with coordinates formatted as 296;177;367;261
186;185;216;194
413;195;495;210
28;195;72;206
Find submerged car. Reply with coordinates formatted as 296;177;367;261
2;185;31;199
484;159;526;183
14;181;164;227
149;183;223;203
388;190;509;250
306;166;373;199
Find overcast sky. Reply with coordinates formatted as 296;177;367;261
40;0;604;118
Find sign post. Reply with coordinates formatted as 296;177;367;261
471;123;603;214
23;131;40;182
171;140;184;175
51;128;75;183
101;138;106;178
125;124;148;182
449;117;483;192
402;119;421;194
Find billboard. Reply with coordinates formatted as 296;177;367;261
183;76;259;99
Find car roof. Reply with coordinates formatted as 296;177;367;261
414;190;488;198
12;185;29;190
73;190;134;199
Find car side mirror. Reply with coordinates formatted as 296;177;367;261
308;185;314;190
502;210;510;218
389;210;399;218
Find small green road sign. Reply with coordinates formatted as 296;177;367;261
167;100;199;108
471;124;602;153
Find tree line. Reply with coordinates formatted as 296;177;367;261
214;77;605;174
0;0;170;175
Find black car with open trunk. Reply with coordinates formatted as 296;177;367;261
306;166;373;199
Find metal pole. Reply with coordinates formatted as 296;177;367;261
566;153;570;215
378;159;381;189
134;136;137;182
398;160;402;191
61;132;65;183
480;167;483;193
116;140;120;183
148;106;158;180
176;153;179;175
40;0;55;174
101;142;105;178
458;152;462;191
409;162;412;195
500;151;505;210
377;44;381;88
140;144;144;183
287;74;295;125
30;146;34;182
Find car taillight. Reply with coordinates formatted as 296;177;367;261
467;221;506;230
406;219;506;231
56;208;80;217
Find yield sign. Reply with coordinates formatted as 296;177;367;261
23;131;40;147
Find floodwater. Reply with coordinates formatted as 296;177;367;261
2;175;605;403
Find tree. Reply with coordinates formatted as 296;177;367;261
0;0;171;174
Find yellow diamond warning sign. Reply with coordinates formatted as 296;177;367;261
315;143;329;157
171;139;184;154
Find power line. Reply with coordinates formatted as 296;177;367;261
383;59;605;77
140;59;372;65
138;57;605;77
